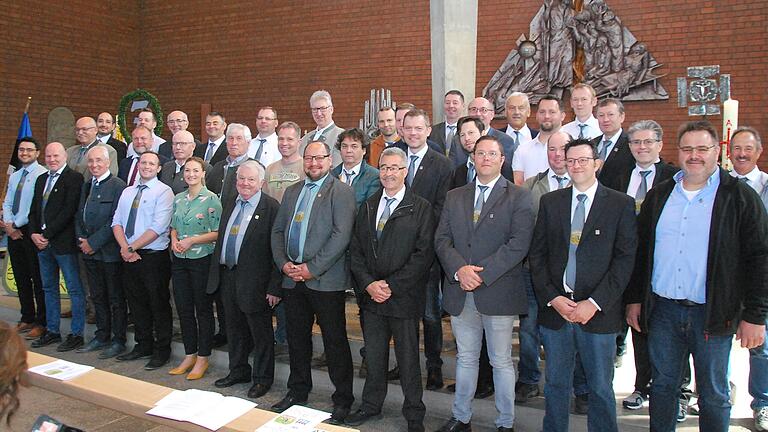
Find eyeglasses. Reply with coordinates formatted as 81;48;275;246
75;126;96;132
468;107;494;114
629;139;659;147
311;106;331;113
379;166;406;173
303;154;330;162
166;119;188;125
172;141;195;147
474;150;501;160
679;145;716;154
565;157;596;167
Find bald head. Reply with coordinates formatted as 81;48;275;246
172;130;196;162
167;110;190;134
45;142;67;171
468;97;495;127
75;117;98;146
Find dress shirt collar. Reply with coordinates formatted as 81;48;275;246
604;129;623;146
257;132;276;140
730;165;761;184
673;168;721;194
506;124;532;139
22;161;41;171
382;185;406;203
226;153;248;167
137;176;160;188
634;161;659;173
342;161;362;177
477;174;501;192
314;122;335;136
572;178;599;200
304;173;329;188
576;114;597;126
49;164;67;176
237;190;261;208
407;144;429;160
93;171;111;184
209;135;225;146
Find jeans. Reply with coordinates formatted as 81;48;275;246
517;267;541;385
539;323;618;432
423;263;443;369
649;296;732;432
750;316;768;409
38;247;85;336
451;293;516;428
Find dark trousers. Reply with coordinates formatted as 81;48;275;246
285;282;353;408
8;226;45;326
84;259;126;344
361;310;425;429
423;263;443;369
123;250;172;357
213;288;227;335
172;255;214;356
220;267;275;384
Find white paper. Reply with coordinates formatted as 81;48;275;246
189;396;257;430
28;359;94;381
256;405;331;432
147;388;256;430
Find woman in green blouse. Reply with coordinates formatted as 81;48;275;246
168;156;222;380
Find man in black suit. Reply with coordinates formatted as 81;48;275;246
159;110;201;160
207;123;253;211
400;108;453;390
529;138;637;432
592;98;634;190
28;142;87;352
96;112;127;162
451;117;513;190
195;112;229;166
160;130;206;195
209;161;282;400
74;146;128;359
118;126;168;187
429;90;465;157
449;98;517;168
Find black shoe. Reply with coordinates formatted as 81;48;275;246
344;409;383;426
437;417;471;432
214;374;251;388
358;358;368;378
326;405;351;425
574;394;589;415
76;338;109;353
116;349;152;361
271;394;308;412
387;365;400;381
212;333;227;348
98;342;126;359
247;383;271;399
475;383;495;399
446;383;456;392
514;382;540;403
144;356;169;370
497;427;514;432
56;335;84;352
311;352;328;368
31;332;62;348
426;367;444;390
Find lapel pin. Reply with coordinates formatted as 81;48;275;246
490;213;494;219
255;215;260;220
595;229;601;235
317;193;322;198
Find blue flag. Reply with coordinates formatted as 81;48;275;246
10;112;32;172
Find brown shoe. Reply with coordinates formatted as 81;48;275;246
61;310;72;318
25;326;46;340
16;322;35;333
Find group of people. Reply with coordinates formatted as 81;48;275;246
4;86;767;432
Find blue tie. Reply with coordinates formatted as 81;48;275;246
565;194;587;290
255;138;266;161
125;184;148;239
578;124;587;139
473;185;489;225
406;155;418;186
376;197;396;239
599;140;611;161
466;161;476;184
288;183;317;261
11;168;29;215
204;142;216;162
224;200;248;268
513;131;521;147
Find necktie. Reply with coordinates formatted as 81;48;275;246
565;194;587;290
255;138;266;161
635;170;652;214
287;183;317;261
376;197;396;239
125;184;148;239
513;130;521;147
127;157;139;186
554;175;568;190
578;124;587;139
41;172;59;215
473;185;489;225
204;142;216;162
445;125;456;155
11;169;29;215
406;155;418;186
739;176;749;184
343;170;355;185
224;200;248;268
467;161;476;184
76;146;88;165
599;140;611;161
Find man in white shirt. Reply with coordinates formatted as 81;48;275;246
137;108;166;150
562;84;600;140
502;92;537;147
248;106;281;168
512;94;565;185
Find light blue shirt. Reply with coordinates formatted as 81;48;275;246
289;174;328;262
652;169;720;304
220;191;261;265
111;177;174;250
2;161;46;227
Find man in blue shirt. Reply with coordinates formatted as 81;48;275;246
2;137;47;338
626;121;768;431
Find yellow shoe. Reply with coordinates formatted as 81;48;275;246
186;362;209;380
168;355;197;375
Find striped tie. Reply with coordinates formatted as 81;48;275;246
376;197;396;239
565;194;587;290
473;185;489;225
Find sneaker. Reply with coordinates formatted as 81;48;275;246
755;407;768;431
622;391;646;410
677;400;688;423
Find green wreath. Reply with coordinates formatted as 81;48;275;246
117;89;164;144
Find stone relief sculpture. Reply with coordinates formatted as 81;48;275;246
484;0;668;111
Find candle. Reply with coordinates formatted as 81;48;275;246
722;98;739;142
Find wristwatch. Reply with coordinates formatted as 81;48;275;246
127;246;135;253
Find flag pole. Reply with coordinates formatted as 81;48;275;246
24;96;31;113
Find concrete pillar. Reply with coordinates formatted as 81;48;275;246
430;0;478;124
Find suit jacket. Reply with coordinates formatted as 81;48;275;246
300;124;345;167
522;169;558;218
75;175;126;262
593;132;634;191
105;137;127;162
206;158;252;210
271;175;357;292
331;161;381;208
194;140;228;166
428;122;453;155
613;160;679;194
408;148;454;222
529;183;638;333
448;128;518;168
393;138;444;156
29;166;84;255
207;193;283;313
66;142;118;177
435;179;535;316
450;160;514;190
350;188;435;318
159;159;211;195
367;135;399;167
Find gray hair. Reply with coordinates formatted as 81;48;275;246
310;90;333;107
87;145;110;161
505;91;530;108
238;160;265;182
730;126;763;152
379;146;407;166
627;120;663;142
226;123;252;143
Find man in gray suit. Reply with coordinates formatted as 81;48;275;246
74;146;127;358
435;135;535;432
300;90;344;167
160;130;207;195
67;116;119;176
271;140;357;424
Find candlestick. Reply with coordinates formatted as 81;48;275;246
722;98;738;142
